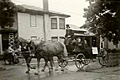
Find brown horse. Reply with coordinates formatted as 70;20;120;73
15;37;67;74
14;37;36;73
34;40;67;74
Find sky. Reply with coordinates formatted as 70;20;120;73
11;0;89;27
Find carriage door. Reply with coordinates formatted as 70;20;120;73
2;33;15;51
2;33;9;51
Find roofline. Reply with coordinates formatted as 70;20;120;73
48;11;70;17
17;5;70;17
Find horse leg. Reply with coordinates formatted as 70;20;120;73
41;59;48;72
49;56;54;71
52;56;60;71
34;57;40;75
25;56;31;74
49;57;54;75
57;55;64;71
51;57;59;71
37;57;41;73
54;55;62;71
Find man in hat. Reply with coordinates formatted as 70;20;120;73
65;24;74;39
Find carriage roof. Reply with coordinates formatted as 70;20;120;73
74;33;95;37
71;29;95;37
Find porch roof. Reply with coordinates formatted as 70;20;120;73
0;28;17;33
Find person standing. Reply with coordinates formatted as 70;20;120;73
7;45;15;63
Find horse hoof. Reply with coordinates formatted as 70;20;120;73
34;73;39;75
31;66;36;69
50;69;53;72
49;71;53;76
55;68;58;71
26;71;29;74
61;69;64;71
41;69;44;72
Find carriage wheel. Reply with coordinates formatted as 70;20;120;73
98;55;108;66
4;58;11;65
98;49;108;66
75;53;85;69
58;59;68;68
4;54;12;65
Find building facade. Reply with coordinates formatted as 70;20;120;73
0;4;70;55
17;4;70;41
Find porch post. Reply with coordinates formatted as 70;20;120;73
0;34;3;55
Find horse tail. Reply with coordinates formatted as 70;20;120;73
60;42;68;58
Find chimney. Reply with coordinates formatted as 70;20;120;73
43;0;49;12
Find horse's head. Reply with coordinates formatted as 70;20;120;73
14;37;28;48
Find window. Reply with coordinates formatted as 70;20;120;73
30;15;36;27
59;18;65;29
51;37;58;41
31;36;37;40
59;37;65;42
51;18;57;29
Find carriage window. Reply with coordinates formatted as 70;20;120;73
51;18;57;29
59;18;65;29
92;37;97;47
85;37;90;47
30;15;36;27
51;37;58;41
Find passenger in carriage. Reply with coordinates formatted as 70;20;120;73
72;37;84;54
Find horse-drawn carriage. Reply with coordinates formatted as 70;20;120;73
5;30;97;74
59;29;97;69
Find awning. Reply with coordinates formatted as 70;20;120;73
0;28;17;33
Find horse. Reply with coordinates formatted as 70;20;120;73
15;38;67;74
14;37;36;73
33;40;67;74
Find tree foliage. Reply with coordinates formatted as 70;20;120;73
0;0;16;28
84;0;120;45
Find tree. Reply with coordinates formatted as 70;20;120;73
0;0;16;28
83;0;120;45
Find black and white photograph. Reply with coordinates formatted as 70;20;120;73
0;0;120;80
